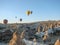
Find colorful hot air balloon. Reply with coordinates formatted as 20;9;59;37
3;19;8;24
26;10;32;16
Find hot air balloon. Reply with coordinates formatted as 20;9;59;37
15;16;17;18
3;19;8;24
26;10;32;16
20;18;22;22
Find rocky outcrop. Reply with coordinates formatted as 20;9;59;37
0;29;13;43
9;31;26;45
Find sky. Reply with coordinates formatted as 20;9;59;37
0;0;60;23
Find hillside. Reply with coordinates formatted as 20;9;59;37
0;20;60;45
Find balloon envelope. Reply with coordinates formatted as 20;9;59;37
20;18;22;21
15;16;17;18
3;19;8;24
31;11;32;14
26;10;32;16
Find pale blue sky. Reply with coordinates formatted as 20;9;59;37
0;0;60;23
